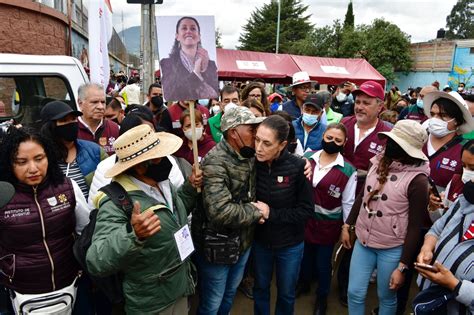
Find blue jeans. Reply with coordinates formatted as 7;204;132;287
348;240;402;315
300;242;334;297
196;248;250;315
253;241;304;315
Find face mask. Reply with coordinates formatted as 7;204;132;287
184;127;203;141
198;99;208;106
461;168;474;184
302;113;319;126
463;180;474;204
235;130;255;158
54;121;78;142
336;92;347;102
144;158;172;182
321;139;343;154
384;138;406;160
458;87;464;92
211;105;221;115
416;98;424;109
151;96;163;111
224;102;237;113
428;118;456;138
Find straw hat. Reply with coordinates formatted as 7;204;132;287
423;91;474;134
105;125;183;178
378;120;428;161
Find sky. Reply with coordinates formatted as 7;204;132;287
107;0;458;49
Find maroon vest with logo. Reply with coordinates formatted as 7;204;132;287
422;137;464;189
0;178;77;294
447;174;464;202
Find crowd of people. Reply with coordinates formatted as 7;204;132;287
0;69;473;315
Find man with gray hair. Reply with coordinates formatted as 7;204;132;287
77;83;120;155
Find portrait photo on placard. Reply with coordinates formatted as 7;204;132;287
156;15;219;102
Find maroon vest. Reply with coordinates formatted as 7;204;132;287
167;103;211;138
77;119;120;156
305;159;355;245
422;137;464;189
447;174;464;202
0;178;78;294
342;116;392;193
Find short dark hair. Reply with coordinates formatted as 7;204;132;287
324;122;348;139
431;97;465;127
220;85;240;100
148;83;162;96
272;111;296;143
462;139;474;155
259;115;289;143
107;98;122;111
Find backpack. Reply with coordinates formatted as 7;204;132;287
73;181;133;304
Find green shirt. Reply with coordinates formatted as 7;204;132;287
326;108;343;125
208;112;223;143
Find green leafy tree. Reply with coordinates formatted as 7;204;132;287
361;19;412;81
343;0;354;30
238;0;312;53
215;28;223;48
445;0;474;39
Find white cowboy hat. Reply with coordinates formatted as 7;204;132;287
289;71;315;88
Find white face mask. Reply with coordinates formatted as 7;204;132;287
428;117;456;138
184;127;203;141
336;91;348;102
211;105;221;115
224;102;238;113
462;167;474;184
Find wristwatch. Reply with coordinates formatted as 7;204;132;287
397;265;409;274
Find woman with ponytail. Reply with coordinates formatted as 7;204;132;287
342;120;431;315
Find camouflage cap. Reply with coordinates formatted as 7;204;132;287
221;106;265;132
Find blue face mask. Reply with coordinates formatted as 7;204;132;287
416;98;424;109
198;99;209;106
302;113;319;126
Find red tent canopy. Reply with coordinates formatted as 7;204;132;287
215;48;299;83
155;49;386;87
290;55;386;87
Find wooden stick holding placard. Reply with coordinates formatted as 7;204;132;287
188;100;201;193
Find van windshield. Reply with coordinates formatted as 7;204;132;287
0;75;75;129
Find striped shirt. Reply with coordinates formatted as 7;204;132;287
59;161;89;200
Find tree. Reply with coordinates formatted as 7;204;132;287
215;28;223;48
445;0;474;39
343;0;354;30
238;0;312;53
361;19;412;81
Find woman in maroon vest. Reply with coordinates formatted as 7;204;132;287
0;127;89;313
299;123;357;315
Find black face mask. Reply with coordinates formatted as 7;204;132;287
151;96;164;112
321;139;343;154
55;122;78;142
144;158;173;182
384;138;406;160
287;142;297;153
235;130;255;159
463;180;474;204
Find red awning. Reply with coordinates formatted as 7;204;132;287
155;49;386;87
216;48;299;83
290;55;386;87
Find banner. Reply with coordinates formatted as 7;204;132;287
156;16;219;101
88;0;113;89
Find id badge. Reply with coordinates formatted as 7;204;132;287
174;224;194;261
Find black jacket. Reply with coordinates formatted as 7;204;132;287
254;150;313;249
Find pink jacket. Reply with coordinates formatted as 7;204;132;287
355;155;430;249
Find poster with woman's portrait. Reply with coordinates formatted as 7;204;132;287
156;16;219;102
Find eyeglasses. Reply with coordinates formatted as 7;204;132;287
249;94;262;99
296;86;311;92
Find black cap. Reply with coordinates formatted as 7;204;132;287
303;94;323;110
40;101;82;122
0;182;15;208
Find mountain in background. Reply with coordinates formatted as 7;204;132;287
118;26;140;56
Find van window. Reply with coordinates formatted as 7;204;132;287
0;75;76;128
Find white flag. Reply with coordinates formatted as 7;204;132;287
88;0;113;89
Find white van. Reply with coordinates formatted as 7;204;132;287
0;54;89;129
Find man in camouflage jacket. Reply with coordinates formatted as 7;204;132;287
194;106;266;315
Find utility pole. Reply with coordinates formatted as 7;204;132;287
275;0;281;54
140;3;156;103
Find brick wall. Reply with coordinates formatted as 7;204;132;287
0;1;68;55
